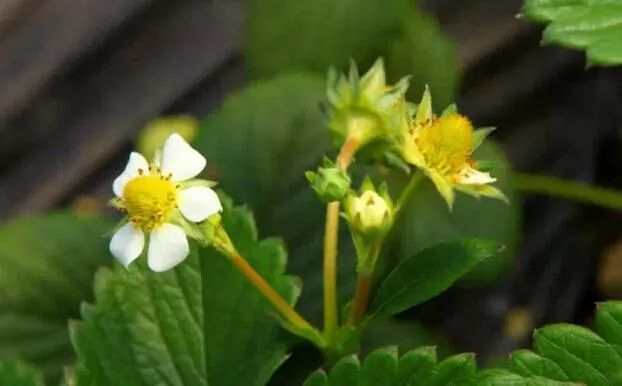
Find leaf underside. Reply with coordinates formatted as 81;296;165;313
522;0;622;66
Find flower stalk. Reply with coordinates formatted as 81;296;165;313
212;227;325;347
344;171;423;328
323;136;358;339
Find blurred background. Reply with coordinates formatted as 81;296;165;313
1;0;622;383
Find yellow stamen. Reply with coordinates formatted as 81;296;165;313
123;173;178;231
416;114;474;178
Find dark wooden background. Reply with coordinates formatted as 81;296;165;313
1;0;621;361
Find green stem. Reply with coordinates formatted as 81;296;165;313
323;137;358;340
395;171;424;219
347;240;382;326
514;172;622;211
211;228;325;347
346;171;423;327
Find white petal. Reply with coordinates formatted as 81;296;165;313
178;186;222;222
112;152;149;197
456;166;496;185
109;222;145;267
147;223;189;272
160;133;206;182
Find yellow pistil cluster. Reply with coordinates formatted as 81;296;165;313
415;114;473;182
122;167;178;231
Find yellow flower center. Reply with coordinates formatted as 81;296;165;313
123;173;178;231
415;114;473;178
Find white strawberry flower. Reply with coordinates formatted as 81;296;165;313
109;133;221;272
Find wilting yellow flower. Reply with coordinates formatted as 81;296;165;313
402;88;506;209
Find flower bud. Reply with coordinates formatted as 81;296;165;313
326;59;410;152
306;158;351;202
344;178;394;238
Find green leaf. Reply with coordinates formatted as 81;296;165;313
510;349;569;381
303;371;328;386
246;0;409;79
397;346;437;386
71;202;300;386
476;369;575;386
358;346;398;386
370;239;500;316
521;0;622;66
596;301;622;348
0;213;113;383
0;359;43;386
393;141;520;285
429;353;476;385
385;8;460;111
195;74;358;323
534;324;622;385
361;317;452;358
328;355;360;386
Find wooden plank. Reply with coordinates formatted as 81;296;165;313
0;0;244;219
0;0;41;39
0;0;156;128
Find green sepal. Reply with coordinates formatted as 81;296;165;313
455;184;509;204
476;160;501;172
306;157;352;203
440;103;458;117
473;127;496;150
414;85;432;125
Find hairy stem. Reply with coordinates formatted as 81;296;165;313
221;248;324;345
323;137;358;339
514;172;622;211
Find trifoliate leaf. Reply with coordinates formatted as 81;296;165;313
0;213;113;383
71;202;300;386
521;0;622;66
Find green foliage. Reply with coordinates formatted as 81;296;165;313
385;8;459;108
303;301;622;385
370;239;500;316
194;74;334;321
0;213;112;382
195;75;519;322
302;346;479;386
70;202;299;386
247;0;459;108
0;359;43;386
246;0;408;78
522;0;622;66
393;142;520;285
